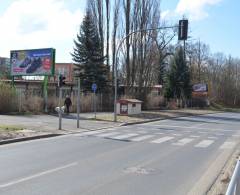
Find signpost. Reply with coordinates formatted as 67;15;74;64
92;83;97;119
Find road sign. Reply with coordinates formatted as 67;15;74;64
92;83;97;92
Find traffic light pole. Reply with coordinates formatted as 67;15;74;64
77;77;80;128
59;87;62;130
114;25;178;122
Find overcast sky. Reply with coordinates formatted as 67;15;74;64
0;0;239;62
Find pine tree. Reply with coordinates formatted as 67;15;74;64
72;10;109;92
164;47;192;100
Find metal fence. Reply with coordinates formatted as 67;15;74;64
226;159;240;195
15;88;114;113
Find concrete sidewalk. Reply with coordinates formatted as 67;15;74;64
0;109;218;142
0;113;121;142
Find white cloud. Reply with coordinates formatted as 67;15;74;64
176;0;222;20
161;10;170;20
0;0;84;62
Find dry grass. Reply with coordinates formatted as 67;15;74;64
0;125;24;131
22;96;44;113
145;95;165;109
0;82;17;113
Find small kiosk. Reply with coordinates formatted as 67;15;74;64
117;99;142;115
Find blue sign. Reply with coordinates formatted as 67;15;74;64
92;83;97;92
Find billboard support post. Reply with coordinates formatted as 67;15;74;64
43;76;48;113
11;76;15;87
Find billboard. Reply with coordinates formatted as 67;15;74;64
192;83;208;92
10;48;55;76
192;83;208;98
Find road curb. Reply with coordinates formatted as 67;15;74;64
121;112;218;126
0;134;61;145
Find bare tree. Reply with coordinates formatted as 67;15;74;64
111;0;120;86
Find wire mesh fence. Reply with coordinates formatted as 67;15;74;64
14;88;114;113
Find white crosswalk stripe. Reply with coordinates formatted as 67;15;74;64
151;136;174;144
111;133;139;140
129;135;155;142
190;135;200;138
172;138;194;146
207;136;218;139
74;130;239;150
220;141;236;149
96;132;121;137
171;133;182;136
75;130;107;136
194;140;214;148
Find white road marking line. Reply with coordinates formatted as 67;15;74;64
220;141;237;149
150;124;227;131
0;162;78;188
172;138;194;146
112;133;139;140
171;133;182;136
207;136;218;139
96;132;120;137
138;131;147;133
137;131;147;134
76;130;108;136
198;132;207;134
215;133;224;136
190;135;200;138
195;140;214;148
232;134;240;137
190;123;206;128
129;135;155;142
155;132;164;135
151;136;174;144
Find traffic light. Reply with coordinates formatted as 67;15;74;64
178;19;188;40
58;74;66;87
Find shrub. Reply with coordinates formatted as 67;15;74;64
0;82;17;113
145;95;165;110
22;96;44;113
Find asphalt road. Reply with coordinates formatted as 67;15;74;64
0;112;240;195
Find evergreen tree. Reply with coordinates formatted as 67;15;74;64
164;47;192;100
72;10;109;92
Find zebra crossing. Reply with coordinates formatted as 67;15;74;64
73;128;239;150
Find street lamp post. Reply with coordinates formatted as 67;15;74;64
114;26;178;122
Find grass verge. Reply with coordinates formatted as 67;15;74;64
0;125;24;131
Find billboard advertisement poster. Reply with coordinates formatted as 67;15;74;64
192;83;208;92
10;48;55;76
192;83;208;98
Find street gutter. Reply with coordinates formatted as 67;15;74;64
0;134;61;145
